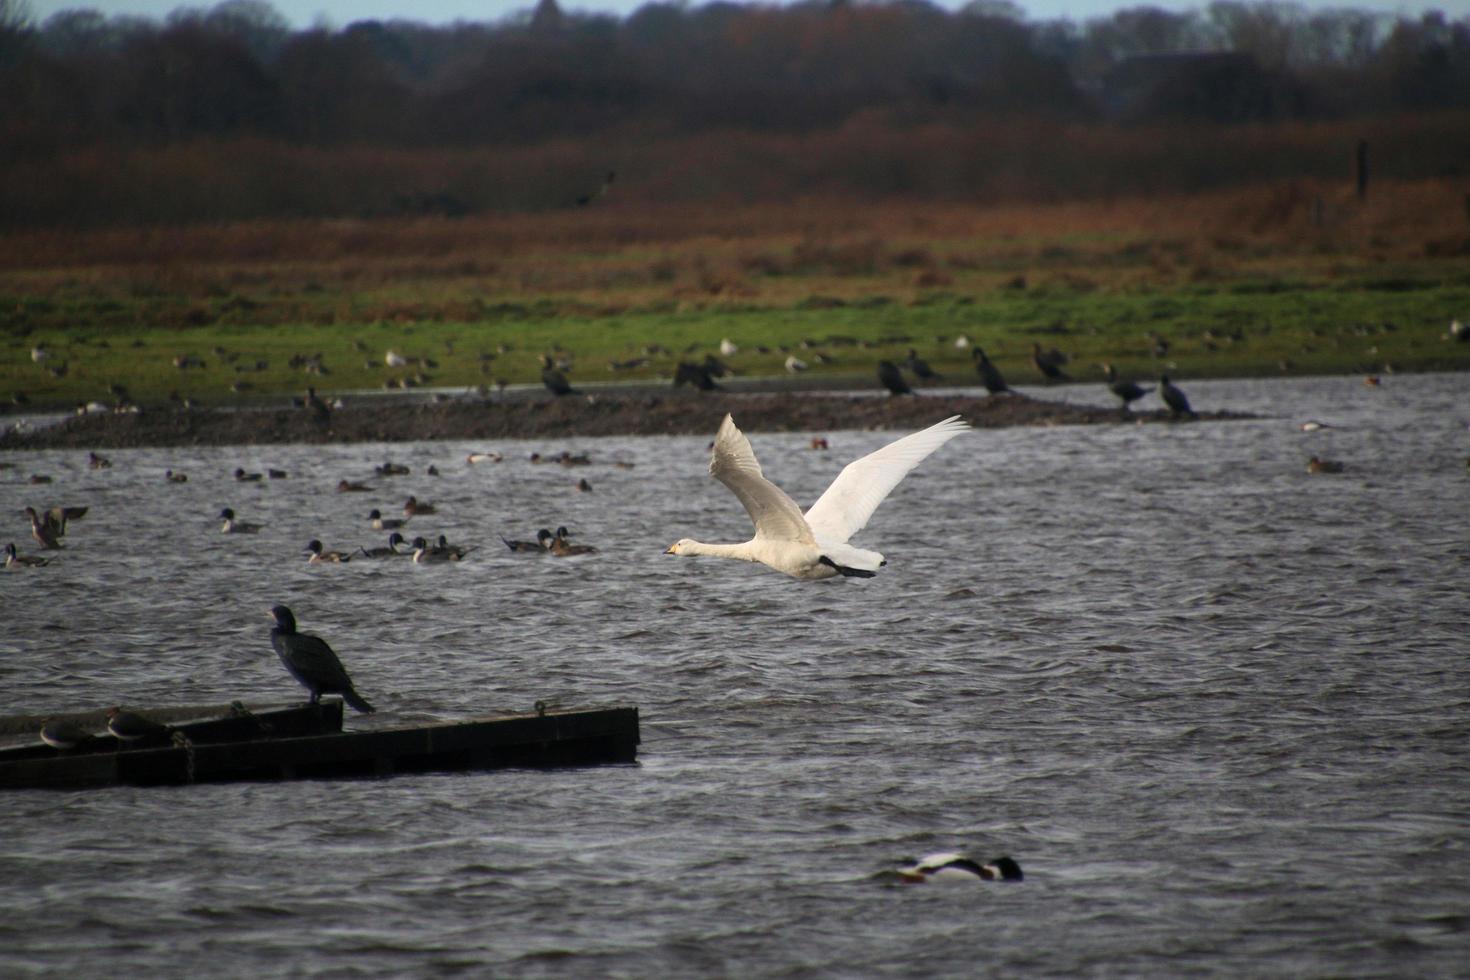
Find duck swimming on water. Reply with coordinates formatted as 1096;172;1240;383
897;853;1023;883
219;507;262;534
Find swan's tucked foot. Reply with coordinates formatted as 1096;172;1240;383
819;555;877;578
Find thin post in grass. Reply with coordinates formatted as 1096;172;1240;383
1355;139;1368;202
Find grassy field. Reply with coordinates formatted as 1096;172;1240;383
3;179;1469;411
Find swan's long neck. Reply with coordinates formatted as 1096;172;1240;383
683;540;759;563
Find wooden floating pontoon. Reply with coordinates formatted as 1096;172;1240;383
0;701;640;790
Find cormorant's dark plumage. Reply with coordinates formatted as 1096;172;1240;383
1160;375;1197;420
972;347;1011;394
1031;343;1071;383
541;367;577;396
1103;363;1152;412
876;360;913;396
268;605;375;713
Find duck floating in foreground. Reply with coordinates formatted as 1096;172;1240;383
897;853;1024;883
666;414;968;580
267;605;375;713
5;542;52;567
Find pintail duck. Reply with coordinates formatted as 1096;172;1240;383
403;496;437;518
268;605;375;713
550;526;598;557
234;467;264;482
368;508;406;531
356;532;408;559
501;529;553;553
5;542;52;567
375;461;411;476
219;507;263;534
410;536;471;563
337;479;374;493
304;539;352;563
165;469;188;483
897;853;1023;884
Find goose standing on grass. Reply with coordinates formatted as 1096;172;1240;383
267;605;376;713
897;853;1023;883
666;414;969;580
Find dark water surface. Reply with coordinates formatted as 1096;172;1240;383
2;375;1468;976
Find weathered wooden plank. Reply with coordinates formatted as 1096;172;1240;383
0;706;639;790
0;702;343;762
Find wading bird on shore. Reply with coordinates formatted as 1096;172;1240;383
1159;375;1198;420
972;347;1010;395
876;360;913;396
1102;363;1152;414
1031;343;1071;383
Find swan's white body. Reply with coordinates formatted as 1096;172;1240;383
666;413;969;580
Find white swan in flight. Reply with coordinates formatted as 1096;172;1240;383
665;414;969;580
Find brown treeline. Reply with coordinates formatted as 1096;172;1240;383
1;0;1467;227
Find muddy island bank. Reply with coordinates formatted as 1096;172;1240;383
1;389;1253;451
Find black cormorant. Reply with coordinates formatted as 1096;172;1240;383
267;605;376;714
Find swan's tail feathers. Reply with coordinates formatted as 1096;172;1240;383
819;555;878;578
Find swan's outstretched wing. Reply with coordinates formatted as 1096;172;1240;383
709;414;815;544
804;415;969;544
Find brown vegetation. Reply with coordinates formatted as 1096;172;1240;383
0;391;1254;451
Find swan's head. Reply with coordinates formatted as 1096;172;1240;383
665;539;695;555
